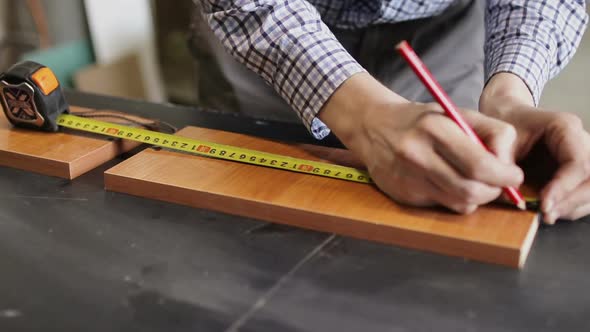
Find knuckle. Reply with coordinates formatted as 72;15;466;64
464;158;487;179
424;102;444;113
394;136;421;163
458;182;481;202
556;113;583;129
498;123;517;141
416;113;440;133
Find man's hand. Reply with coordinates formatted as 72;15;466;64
481;73;590;224
319;73;524;214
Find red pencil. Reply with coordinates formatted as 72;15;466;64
395;40;526;210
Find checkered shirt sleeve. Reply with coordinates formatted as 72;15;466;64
200;0;366;139
485;0;588;105
201;0;588;138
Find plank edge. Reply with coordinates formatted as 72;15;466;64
0;149;71;178
518;214;540;268
69;139;138;178
104;171;526;268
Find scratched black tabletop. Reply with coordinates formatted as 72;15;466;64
1;91;589;332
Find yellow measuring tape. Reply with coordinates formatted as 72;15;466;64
57;114;372;184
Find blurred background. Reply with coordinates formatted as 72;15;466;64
0;0;588;124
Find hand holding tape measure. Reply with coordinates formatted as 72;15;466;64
0;61;371;183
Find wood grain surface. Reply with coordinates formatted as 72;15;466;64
105;126;539;268
0;106;137;179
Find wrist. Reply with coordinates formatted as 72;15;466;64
318;72;407;146
480;72;535;120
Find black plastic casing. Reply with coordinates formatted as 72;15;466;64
0;61;69;132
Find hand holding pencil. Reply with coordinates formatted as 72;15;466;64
395;41;527;210
319;45;525;214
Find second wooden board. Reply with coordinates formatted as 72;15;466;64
0;106;137;179
104;127;539;268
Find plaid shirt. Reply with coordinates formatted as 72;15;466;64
201;0;588;139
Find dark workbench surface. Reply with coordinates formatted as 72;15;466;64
1;91;589;332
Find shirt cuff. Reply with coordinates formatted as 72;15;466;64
485;37;554;106
273;33;366;139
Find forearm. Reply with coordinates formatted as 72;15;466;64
484;0;588;106
318;72;407;147
479;72;534;119
200;0;365;137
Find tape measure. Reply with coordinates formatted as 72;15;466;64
0;61;371;184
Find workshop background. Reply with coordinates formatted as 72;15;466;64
0;0;588;123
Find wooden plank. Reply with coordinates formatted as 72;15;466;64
104;126;539;268
0;106;137;179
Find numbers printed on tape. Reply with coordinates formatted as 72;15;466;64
57;114;372;183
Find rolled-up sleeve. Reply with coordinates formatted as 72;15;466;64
201;0;366;139
484;0;588;105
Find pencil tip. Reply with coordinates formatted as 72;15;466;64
517;201;527;211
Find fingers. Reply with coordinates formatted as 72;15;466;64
380;138;501;213
361;102;527;214
544;179;590;224
422;114;523;188
380;172;481;215
424;150;503;206
545;113;585;164
566;204;590;222
372;165;437;208
541;161;590;216
461;110;518;163
427;178;479;214
535;113;590;223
